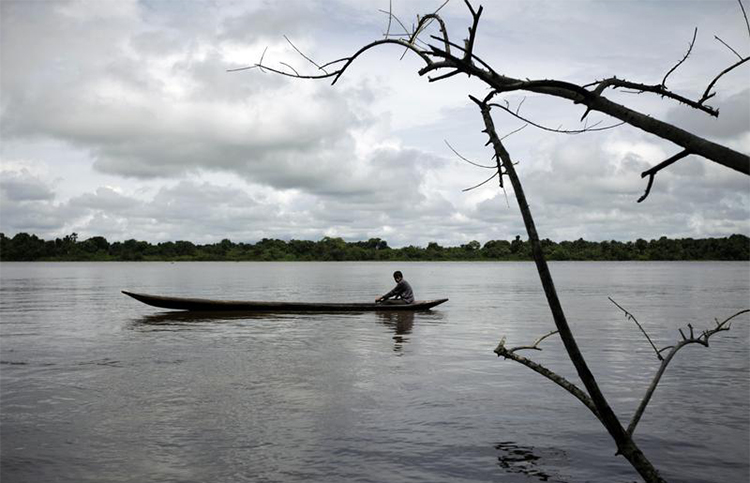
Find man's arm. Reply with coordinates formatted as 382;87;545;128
376;282;403;302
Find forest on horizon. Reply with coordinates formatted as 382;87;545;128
1;232;748;262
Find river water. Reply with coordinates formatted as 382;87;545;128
1;261;748;483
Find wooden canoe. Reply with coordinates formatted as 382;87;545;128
122;291;448;312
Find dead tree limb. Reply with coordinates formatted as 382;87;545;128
606;304;750;436
637;150;692;203
235;1;750;177
494;334;601;420
470;94;666;483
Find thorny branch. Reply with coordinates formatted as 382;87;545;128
661;27;698;87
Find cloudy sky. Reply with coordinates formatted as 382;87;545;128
1;0;748;247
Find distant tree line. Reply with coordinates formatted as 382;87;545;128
1;232;748;262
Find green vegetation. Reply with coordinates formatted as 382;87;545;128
1;232;748;261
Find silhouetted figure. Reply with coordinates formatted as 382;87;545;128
376;271;414;305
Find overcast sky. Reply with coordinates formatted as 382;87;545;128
1;0;748;247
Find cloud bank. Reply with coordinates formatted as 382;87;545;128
1;0;748;246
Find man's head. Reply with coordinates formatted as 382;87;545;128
393;271;403;282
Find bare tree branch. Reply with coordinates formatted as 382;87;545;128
587;77;719;117
444;140;496;168
699;56;750;105
508;329;559;352
331;38;433;85
740;0;750;39
499;123;528;141
462;171;499;191
462;0;483;61
662;27;698;87
627;309;750;436
284;35;328;73
279;61;300;76
494;336;601;420
236;1;750;175
379;8;411;37
489;101;624;134
609;298;663;360
714;35;744;60
384;0;393;38
638;150;692;203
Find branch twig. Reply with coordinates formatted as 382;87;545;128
699;56;750;105
609;298;663;360
714;35;743;60
740;0;750;39
638;150;691;203
462;171;499;191
284;35;328;74
509;329;560;352
444;140;496;168
489;101;624;134
662;27;697;87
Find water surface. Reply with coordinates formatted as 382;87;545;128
1;262;748;482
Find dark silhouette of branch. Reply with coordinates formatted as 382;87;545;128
626;309;750;436
714;35;743;60
489;101;625;134
278;61;300;76
494;335;600;420
508;329;559;352
462;171;499;192
462;0;483;61
699;56;750;105
234;0;750;175
379;8;409;37
384;0;393;38
609;297;663;360
444;140;496;169
586;77;720;117
740;0;750;38
284;35;328;73
637;150;692;203
499;123;528;141
662;27;697;87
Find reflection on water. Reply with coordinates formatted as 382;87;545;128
376;311;415;353
495;441;568;483
132;310;294;325
133;309;445;356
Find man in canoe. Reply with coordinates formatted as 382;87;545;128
376;271;414;305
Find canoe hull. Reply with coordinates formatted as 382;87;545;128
122;291;448;312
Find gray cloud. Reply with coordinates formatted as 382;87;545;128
0;0;747;246
0;169;55;201
665;89;750;140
